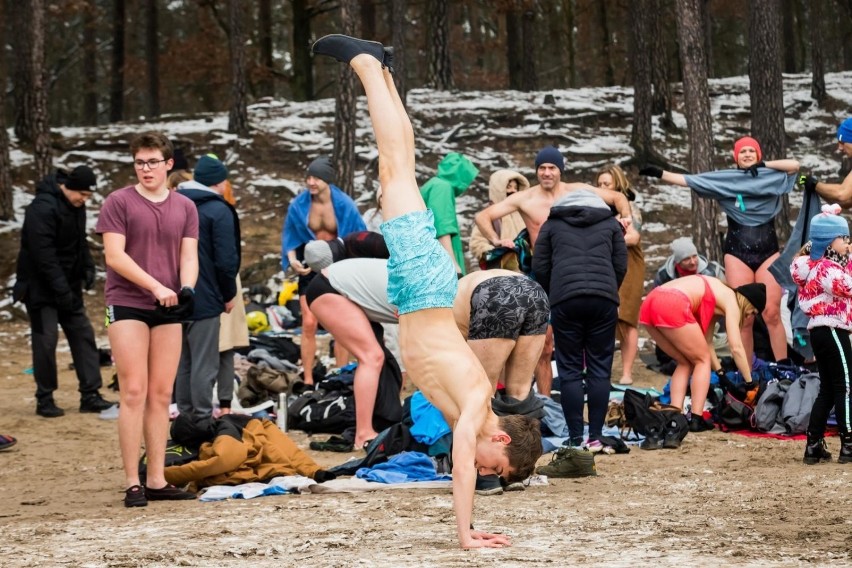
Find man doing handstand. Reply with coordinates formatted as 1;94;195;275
312;34;542;549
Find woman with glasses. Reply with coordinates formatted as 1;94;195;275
96;131;199;507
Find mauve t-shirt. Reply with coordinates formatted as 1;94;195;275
96;186;199;310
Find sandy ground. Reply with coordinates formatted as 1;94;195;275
1;319;850;568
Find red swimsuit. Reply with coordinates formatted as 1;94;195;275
639;276;716;333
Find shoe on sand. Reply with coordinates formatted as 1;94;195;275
145;484;196;501
124;485;148;508
0;434;17;452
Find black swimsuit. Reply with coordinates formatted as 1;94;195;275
723;217;779;272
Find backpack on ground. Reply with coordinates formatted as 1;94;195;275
780;373;820;435
753;380;792;432
622;389;689;445
288;387;355;434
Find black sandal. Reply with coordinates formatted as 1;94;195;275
124;484;148;508
145;484;196;501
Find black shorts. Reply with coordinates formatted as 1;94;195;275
468;276;550;340
105;305;182;328
304;273;340;307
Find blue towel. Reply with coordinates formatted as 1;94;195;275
409;391;451;445
355;451;451;483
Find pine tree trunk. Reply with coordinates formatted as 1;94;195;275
109;0;125;122
291;0;313;101
748;0;791;243
597;0;615;86
83;1;98;125
521;7;537;91
809;0;826;104
427;0;453;90
564;0;576;88
228;0;250;136
333;0;357;197
257;0;274;98
0;1;13;221
390;0;407;104
12;5;34;142
506;3;522;91
675;0;721;262
629;0;654;161
650;0;674;127
145;0;160;118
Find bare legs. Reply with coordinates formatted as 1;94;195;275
644;323;712;416
109;320;182;489
618;322;639;385
299;295;318;384
534;325;554;396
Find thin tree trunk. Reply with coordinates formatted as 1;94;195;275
749;0;790;243
650;0;674;128
360;0;376;40
676;0;721;262
333;0;357;196
521;6;537;91
228;0;249;136
145;0;160;117
427;0;453;90
110;0;125;122
0;0;13;221
810;0;827;104
597;0;615;86
257;0;274;98
564;0;576;88
83;1;98;125
506;2;522;90
291;0;313;101
12;5;34;142
629;0;655;161
390;0;407;104
700;0;713;77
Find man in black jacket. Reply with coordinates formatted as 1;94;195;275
174;154;240;420
532;189;627;450
14;166;114;417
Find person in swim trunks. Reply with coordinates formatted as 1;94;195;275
639;137;800;365
454;270;549;400
312;33;542;550
639;275;766;431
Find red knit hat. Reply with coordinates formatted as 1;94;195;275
733;136;762;162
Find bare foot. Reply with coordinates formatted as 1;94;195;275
355;430;380;450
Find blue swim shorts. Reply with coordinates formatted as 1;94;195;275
380;210;458;315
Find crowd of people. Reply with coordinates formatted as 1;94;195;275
8;30;852;550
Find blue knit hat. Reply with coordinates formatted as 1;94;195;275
194;154;228;187
838;118;852;143
809;204;849;260
535;146;564;173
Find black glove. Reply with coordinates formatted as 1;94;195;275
156;286;195;320
313;470;337;483
639;166;663;179
797;174;818;193
733;380;759;401
744;161;765;177
84;268;96;291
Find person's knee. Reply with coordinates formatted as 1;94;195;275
302;318;318;335
360;344;385;370
762;307;781;327
120;382;147;409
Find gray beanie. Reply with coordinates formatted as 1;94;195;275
304;239;346;272
671;237;698;263
307;156;335;185
552;189;609;210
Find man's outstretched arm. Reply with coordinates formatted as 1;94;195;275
816;171;852;209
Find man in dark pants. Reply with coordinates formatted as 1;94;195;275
14;166;114;417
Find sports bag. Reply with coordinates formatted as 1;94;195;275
622;389;688;443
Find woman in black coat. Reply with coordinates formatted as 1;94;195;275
533;190;627;450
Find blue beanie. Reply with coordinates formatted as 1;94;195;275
535;146;564;173
809;204;850;260
838;118;852;143
194;154;228;187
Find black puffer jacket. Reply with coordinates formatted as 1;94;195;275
14;171;94;309
532;193;627;307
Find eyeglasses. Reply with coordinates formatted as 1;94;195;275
133;159;168;170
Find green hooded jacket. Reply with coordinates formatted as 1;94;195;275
419;153;479;275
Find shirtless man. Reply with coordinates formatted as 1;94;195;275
473;148;630;396
312;34;542;549
281;156;365;383
454;269;549;399
812;117;852;209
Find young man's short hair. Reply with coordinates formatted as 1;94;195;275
130;131;174;160
498;414;542;482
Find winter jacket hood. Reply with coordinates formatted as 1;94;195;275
549;190;615;227
435;152;479;197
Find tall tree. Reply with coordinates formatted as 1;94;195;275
390;0;407;104
145;0;160;117
675;0;721;261
82;1;98;125
228;0;249;136
14;0;51;178
0;0;14;221
109;0;125;122
748;0;790;242
506;1;522;90
596;0;615;86
426;0;453;89
333;0;358;196
628;0;655;162
291;0;314;101
809;0;827;104
257;0;274;98
521;4;537;91
650;0;674;128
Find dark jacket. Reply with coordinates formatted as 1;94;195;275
532;192;627;308
653;254;725;288
14;171;94;309
177;183;241;320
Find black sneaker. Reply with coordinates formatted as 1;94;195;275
475;474;504;496
838;434;852;464
80;393;116;413
803;436;832;465
688;414;714;433
124;484;148;507
640;426;664;450
145;484;196;501
36;399;65;418
311;34;394;72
